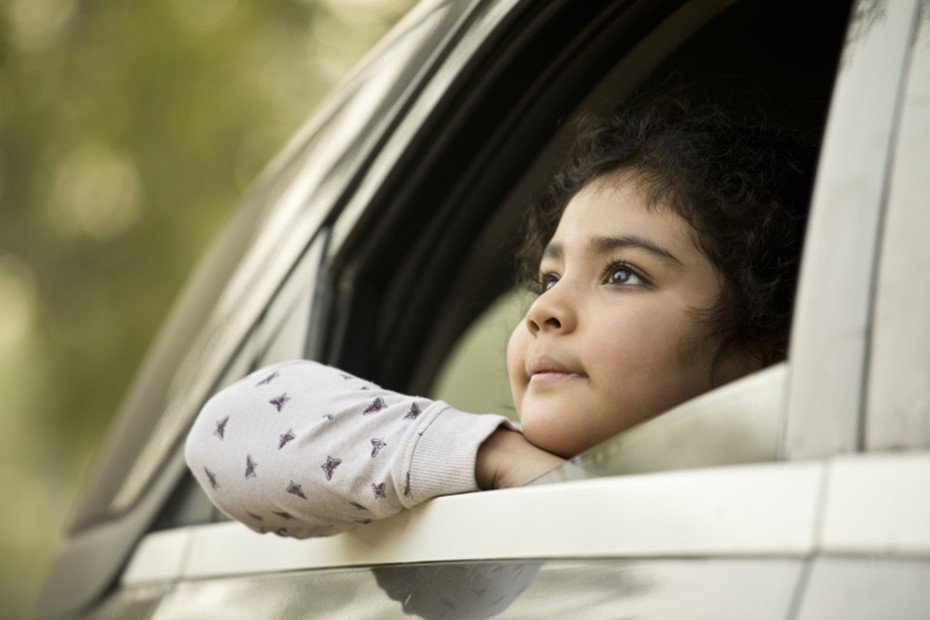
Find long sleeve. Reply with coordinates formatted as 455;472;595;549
184;359;513;539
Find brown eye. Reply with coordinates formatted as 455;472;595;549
603;262;646;287
607;267;632;285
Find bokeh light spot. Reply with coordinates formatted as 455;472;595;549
50;144;143;241
0;254;37;353
6;0;77;53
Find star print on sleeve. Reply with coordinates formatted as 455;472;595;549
403;402;421;420
286;480;307;500
214;416;229;439
278;429;295;449
255;371;279;386
363;397;387;414
204;466;219;490
370;438;386;458
186;359;516;539
321;456;342;481
269;393;290;412
245;455;257;479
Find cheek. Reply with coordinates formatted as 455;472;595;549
606;297;696;350
588;308;671;365
506;324;530;418
591;309;710;402
586;306;710;408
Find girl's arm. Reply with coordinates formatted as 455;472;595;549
184;359;561;538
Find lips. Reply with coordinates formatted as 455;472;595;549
527;355;587;381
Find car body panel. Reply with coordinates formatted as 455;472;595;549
176;460;822;579
148;558;803;619
118;452;930;586
818;453;930;556
796;557;930;620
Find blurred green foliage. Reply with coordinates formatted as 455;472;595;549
0;0;412;616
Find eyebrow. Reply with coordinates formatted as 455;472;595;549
543;234;683;268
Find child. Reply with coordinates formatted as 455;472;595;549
185;93;813;538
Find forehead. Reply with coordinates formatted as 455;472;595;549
550;174;698;255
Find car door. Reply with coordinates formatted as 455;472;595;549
45;0;922;617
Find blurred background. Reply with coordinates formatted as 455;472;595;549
0;0;414;616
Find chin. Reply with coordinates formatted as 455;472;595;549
518;412;585;459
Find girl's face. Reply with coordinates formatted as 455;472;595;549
507;172;734;458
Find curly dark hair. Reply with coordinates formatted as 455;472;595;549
516;93;815;368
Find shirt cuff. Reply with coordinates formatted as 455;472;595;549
405;405;515;506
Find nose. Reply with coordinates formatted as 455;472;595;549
524;286;577;336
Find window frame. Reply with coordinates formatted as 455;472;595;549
864;1;930;452
782;0;922;459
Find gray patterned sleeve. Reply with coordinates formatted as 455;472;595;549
184;360;513;539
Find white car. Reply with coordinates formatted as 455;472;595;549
38;0;930;617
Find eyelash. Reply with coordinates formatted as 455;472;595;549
535;260;651;293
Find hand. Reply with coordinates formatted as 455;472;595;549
475;428;565;490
